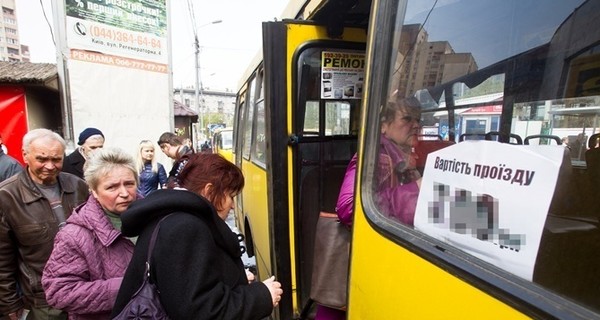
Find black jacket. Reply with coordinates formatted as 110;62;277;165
112;189;272;319
62;149;86;179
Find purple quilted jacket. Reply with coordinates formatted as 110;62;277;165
336;134;419;226
42;195;135;320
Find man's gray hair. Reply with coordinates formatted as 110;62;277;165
84;147;138;191
22;129;66;153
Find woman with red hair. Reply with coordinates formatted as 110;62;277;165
112;153;283;319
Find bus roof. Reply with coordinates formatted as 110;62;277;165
236;0;372;90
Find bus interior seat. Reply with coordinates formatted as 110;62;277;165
524;134;562;145
459;133;486;141
586;133;600;149
414;139;455;172
534;146;600;309
585;133;600;187
534;214;600;308
485;131;523;145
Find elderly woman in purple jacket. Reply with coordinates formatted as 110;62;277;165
337;97;422;225
315;97;422;320
42;147;140;320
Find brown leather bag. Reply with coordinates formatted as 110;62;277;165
310;212;350;310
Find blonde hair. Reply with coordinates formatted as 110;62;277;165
84;147;138;191
136;140;158;173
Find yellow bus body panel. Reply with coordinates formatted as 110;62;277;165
240;159;272;279
349;180;530;319
218;149;233;163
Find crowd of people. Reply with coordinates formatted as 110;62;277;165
0;96;424;320
0;128;282;320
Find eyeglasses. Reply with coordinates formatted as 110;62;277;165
400;115;422;124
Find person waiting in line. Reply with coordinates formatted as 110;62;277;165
157;132;194;188
136;140;167;197
200;140;212;153
0;128;89;320
0;133;23;183
182;138;194;151
112;153;283;319
42;147;141;319
314;97;423;320
63;128;105;179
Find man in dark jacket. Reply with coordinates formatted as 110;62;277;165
157;132;194;188
62;127;105;179
0;133;22;183
0;128;89;320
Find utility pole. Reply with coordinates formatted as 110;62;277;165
194;35;201;137
194;20;222;140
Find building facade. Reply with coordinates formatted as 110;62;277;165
173;86;237;130
0;0;28;62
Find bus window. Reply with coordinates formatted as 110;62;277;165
326;101;352;135
361;0;600;315
302;101;355;136
252;99;266;166
242;77;257;159
303;101;320;136
251;70;266;166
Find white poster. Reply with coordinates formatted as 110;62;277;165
321;51;364;99
65;0;168;65
414;141;565;280
53;0;173;166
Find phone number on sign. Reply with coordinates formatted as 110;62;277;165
89;26;162;49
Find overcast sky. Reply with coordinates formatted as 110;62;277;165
16;0;289;92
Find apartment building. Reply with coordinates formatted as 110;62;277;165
1;0;27;62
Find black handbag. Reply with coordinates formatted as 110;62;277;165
310;212;350;310
112;215;172;320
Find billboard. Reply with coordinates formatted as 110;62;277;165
54;0;173;163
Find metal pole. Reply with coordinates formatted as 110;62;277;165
193;20;222;140
194;35;201;138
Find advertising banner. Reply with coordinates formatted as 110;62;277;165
65;0;167;64
55;0;172;164
414;141;564;280
321;51;364;99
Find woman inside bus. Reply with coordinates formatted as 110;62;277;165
112;153;283;319
338;96;422;226
315;97;423;320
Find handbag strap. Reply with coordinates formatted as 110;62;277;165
144;214;172;279
319;212;338;219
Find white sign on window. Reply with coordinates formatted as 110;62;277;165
414;141;565;280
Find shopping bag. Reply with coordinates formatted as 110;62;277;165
310;212;350;310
